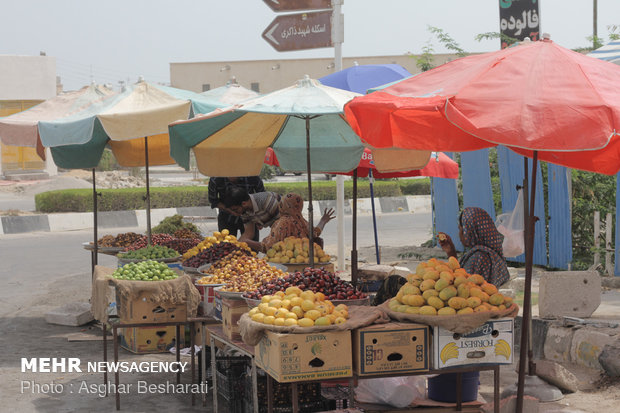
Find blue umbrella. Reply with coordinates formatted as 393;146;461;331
319;63;412;94
319;64;415;270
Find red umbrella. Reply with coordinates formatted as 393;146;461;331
344;38;620;412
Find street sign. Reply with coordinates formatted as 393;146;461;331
499;0;540;49
262;11;332;52
263;0;332;12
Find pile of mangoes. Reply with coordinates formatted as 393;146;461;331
388;257;514;316
266;236;331;264
248;286;349;327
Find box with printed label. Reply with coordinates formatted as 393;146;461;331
255;330;352;383
120;325;178;354
432;317;514;369
221;298;247;341
353;322;429;376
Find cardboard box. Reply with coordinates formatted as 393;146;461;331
221;298;248;341
117;291;187;324
194;283;222;317
353;322;429;376
432;317;514;369
120;325;178;354
255;330;352;383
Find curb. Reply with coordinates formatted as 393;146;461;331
0;195;432;235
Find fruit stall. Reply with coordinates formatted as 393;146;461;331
87;227;515;412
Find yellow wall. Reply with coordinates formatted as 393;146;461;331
0;100;46;170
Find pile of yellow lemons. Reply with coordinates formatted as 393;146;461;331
249;286;349;327
181;229;252;260
388;256;514;316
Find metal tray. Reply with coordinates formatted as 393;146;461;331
214;286;245;300
82;242;124;253
182;265;201;275
117;256;182;265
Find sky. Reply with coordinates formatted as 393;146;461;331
2;0;619;91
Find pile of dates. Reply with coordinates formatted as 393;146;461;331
244;267;367;301
182;242;251;268
124;233;200;254
91;232;143;248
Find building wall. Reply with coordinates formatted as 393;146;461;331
0;55;57;173
170;54;457;94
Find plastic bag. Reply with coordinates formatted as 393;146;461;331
495;188;525;257
355;376;426;408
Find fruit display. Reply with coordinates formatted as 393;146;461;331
182;242;251;269
90;232;143;248
248;286;350;327
118;245;179;260
265;236;331;264
196;250;286;292
387;257;515;316
152;214;201;237
111;260;179;281
123;233;201;254
182;229;252;260
243;267;367;301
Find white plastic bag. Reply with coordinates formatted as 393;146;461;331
495;188;525;257
355;376;426;408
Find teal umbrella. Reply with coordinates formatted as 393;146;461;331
169;75;366;265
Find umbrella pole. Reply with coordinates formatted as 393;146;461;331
516;151;538;413
144;137;152;245
92;168;98;278
369;169;380;264
305;117;315;268
351;169;358;286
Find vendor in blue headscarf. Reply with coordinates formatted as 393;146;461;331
438;206;510;287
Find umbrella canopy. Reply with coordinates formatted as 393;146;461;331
169;76;369;177
587;39;620;65
201;78;259;105
0;84;116;159
319;64;412;94
38;81;223;169
265;147;458;179
345;39;620;176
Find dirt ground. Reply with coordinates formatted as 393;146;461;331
2;244;620;412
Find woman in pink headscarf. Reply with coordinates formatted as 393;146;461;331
259;193;335;253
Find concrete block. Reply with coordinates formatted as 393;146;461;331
45;302;94;326
48;212;93;231
534;359;579;393
136;207;177;229
482;395;539;413
570;328;617;370
543;325;575;363
176;206;217;218
354;198;373;215
405;195;432;213
599;343;620;377
538;271;601;318
1;215;50;234
318;199;351;215
378;196;408;213
98;210;138;228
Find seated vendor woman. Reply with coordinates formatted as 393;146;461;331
243;193;335;253
438;206;510;287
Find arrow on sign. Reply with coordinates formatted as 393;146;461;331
262;11;332;52
263;0;332;12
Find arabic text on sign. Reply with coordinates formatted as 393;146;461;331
500;10;539;36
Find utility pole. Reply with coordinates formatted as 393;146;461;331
593;0;598;48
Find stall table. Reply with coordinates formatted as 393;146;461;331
207;326;500;413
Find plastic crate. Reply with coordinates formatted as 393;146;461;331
321;384;352;410
243;371;323;413
215;356;249;401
